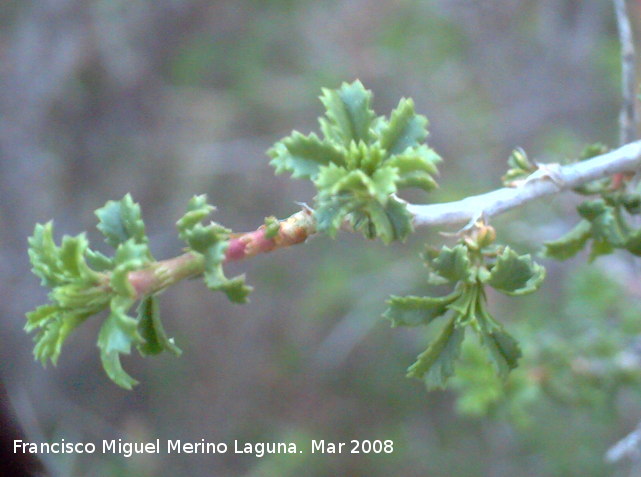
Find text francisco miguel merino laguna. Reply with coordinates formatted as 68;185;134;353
14;438;349;458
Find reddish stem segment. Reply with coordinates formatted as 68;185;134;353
126;208;316;299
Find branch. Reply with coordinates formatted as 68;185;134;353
126;208;316;299
124;141;641;298
407;140;641;227
607;419;641;463
614;0;638;145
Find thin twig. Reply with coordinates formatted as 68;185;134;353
614;0;638;145
408;140;641;227
607;420;641;463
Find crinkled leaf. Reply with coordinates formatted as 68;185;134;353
25;304;59;333
110;240;151;298
428;245;474;284
407;317;465;390
384;292;458;327
319;80;375;145
478;327;521;379
317;165;396;204
371;166;400;202
50;283;110;311
353;203;391;241
378;98;428;156
315;163;349;197
28;222;65;287
542;220;591;260
202;248;253;304
488;247;545;296
268;132;346;179
95;193;148;249
58;234;96;281
578;200;627;247
357;197;413;244
85;249;114;272
348;142;385;175
176;195;215;238
137;296;181;356
381;196;414;242
385;146;440;192
181;223;230;254
332;169;375;198
27;306;90;366
447;287;475;317
97;297;141;389
180;218;252;304
29;223;101;287
314;195;352;238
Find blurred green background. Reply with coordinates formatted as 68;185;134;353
3;1;641;476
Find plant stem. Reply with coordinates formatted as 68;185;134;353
124;140;641;299
126;208;316;299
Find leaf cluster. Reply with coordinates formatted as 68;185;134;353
27;194;249;389
269;80;441;243
541;144;641;261
27;195;173;388
501;148;536;186
383;226;545;390
177;195;252;303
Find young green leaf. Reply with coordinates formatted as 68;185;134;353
268;132;346;180
319;80;375;145
176;195;215;235
502;147;535;185
85;249;114;272
385;146;440;192
478;327;522;379
58;234;98;282
406;317;465;390
137;296;182;356
263;216;280;239
314;194;353;238
26;306;91;365
95;193;147;249
380;196;414;242
97;297;142;390
198;238;252;303
578;200;627;247
177;197;252;304
204;269;252;304
33;313;90;366
542;220;591;260
50;283;110;312
110;240;152;298
384;293;457;327
487;247;545;296
28;222;66;287
427;244;474;284
378;98;428;156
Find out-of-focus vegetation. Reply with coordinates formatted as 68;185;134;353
2;1;641;476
